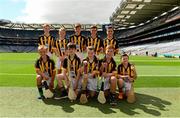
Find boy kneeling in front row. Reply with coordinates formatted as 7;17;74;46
117;53;137;103
35;45;56;99
78;46;100;104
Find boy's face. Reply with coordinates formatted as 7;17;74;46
107;28;114;36
75;26;81;34
43;25;50;33
68;48;76;55
38;49;47;57
87;50;94;59
122;56;129;64
59;30;66;38
90;28;97;35
106;48;114;58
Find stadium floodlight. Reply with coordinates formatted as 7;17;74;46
160;12;167;16
138;23;144;26
136;4;145;9
144;0;151;2
170;7;179;11
121;19;126;22
130;11;137;14
125;4;137;9
145;20;150;23
114;19;120;22
153;16;158;20
132;0;143;2
117;15;125;18
124;22;129;25
129;25;136;28
121;10;130;14
125;15;131;19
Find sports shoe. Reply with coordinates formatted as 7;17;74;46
38;95;45;99
118;91;123;100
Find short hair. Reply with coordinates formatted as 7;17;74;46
38;45;47;51
121;53;129;59
87;46;94;51
75;23;81;28
59;27;66;32
90;25;97;29
43;23;50;28
106;25;113;30
67;43;76;49
105;45;114;51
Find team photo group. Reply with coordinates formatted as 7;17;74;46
35;23;137;106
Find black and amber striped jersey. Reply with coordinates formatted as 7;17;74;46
100;56;116;73
54;39;68;56
35;55;55;77
117;63;137;79
103;37;118;51
81;56;99;74
69;34;87;52
63;54;81;76
87;36;103;54
38;35;55;53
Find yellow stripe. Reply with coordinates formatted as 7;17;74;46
40;38;43;45
50;63;52;76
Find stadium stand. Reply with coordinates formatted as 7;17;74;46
121;41;180;57
0;0;179;55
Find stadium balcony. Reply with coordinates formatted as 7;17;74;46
116;7;180;46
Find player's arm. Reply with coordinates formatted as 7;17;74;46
131;65;137;81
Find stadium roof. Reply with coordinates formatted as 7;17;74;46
110;0;180;28
0;22;103;31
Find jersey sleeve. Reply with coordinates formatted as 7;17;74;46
38;36;42;46
35;59;40;69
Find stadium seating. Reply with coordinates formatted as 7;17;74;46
121;40;180;57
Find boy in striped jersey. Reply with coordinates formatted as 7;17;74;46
38;24;55;58
99;45;117;106
87;25;103;57
35;45;56;99
79;46;100;103
56;43;82;97
103;25;119;55
117;54;137;103
69;23;87;60
53;27;68;74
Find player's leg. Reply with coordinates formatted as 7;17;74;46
56;74;68;97
36;75;45;99
109;76;117;105
117;78;124;99
103;77;110;97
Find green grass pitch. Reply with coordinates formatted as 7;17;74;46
0;53;180;117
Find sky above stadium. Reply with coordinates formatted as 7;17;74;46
0;0;120;24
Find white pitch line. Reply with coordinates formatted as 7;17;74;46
0;73;35;76
0;73;180;77
138;75;180;77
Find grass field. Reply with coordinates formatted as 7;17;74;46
0;53;180;117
